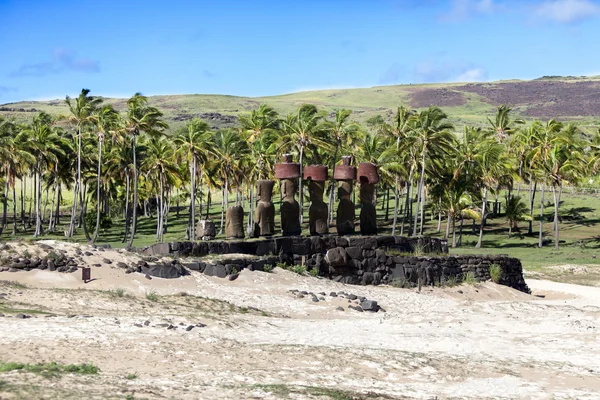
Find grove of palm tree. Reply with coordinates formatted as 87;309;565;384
0;89;597;260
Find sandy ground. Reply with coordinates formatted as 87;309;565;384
0;240;599;399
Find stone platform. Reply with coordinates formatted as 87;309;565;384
142;235;530;293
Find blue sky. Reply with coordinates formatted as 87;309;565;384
1;0;599;103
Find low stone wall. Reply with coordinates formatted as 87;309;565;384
143;235;530;293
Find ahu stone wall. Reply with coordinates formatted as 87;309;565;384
142;235;529;293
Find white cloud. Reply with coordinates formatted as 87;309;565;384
534;0;600;23
455;68;488;82
439;0;499;22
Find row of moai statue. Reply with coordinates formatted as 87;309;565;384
223;154;379;238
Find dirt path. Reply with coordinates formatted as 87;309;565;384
0;241;599;399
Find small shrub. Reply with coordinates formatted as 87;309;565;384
145;290;159;302
84;211;113;234
463;271;477;285
291;264;306;275
412;243;425;256
308;267;319;277
125;373;138;380
444;276;458;287
275;262;287;270
489;264;503;283
108;288;128;298
391;277;413;288
263;264;274;273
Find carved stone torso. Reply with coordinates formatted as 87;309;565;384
225;205;245;239
280;178;301;235
308;180;328;235
336;180;355;235
254;180;275;236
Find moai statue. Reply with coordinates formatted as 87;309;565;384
225;205;245;239
274;154;301;236
254;179;275;237
304;165;329;235
358;162;380;235
334;156;356;235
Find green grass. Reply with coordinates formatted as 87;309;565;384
145;290;159;302
0;361;99;377
125;372;138;380
106;288;133;299
252;384;400;400
489;263;503;283
463;271;477;285
0;302;50;315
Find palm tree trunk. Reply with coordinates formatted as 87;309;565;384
127;135;138;249
328;143;340;225
123;172;130;242
451;216;457;248
298;146;304;226
219;181;225;235
391;175;400;236
12;183;17;235
158;173;165;241
198;167;204;225
190;156;196;241
413;154;425;237
458;215;464;246
475;186;488;248
552;184;559;250
21;175;25;230
528;181;536;235
206;189;211;220
80;183;91;240
48;180;56;232
55;182;61;228
29;172;34;228
68;126;82;237
1;171;8;234
34;160;43;237
247;182;254;236
403;173;415;235
444;213;450;240
385;187;390;221
92;140;103;243
538;183;545;248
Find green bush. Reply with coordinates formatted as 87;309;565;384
489;263;503;283
463;271;477;285
145;290;159;302
263;264;274;273
85;211;113;233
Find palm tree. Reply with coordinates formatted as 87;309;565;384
488;105;524;143
504;195;531;238
528;119;563;248
379;106;416;235
64;89;103;237
174;119;214;240
144;136;179;241
19;112;67;237
213;129;249;234
324;109;361;225
92;105;120;243
124;93;168;249
279;104;328;225
411;106;455;236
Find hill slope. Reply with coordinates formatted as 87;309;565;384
2;76;600;133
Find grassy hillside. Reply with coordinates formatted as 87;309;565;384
3;76;600;134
